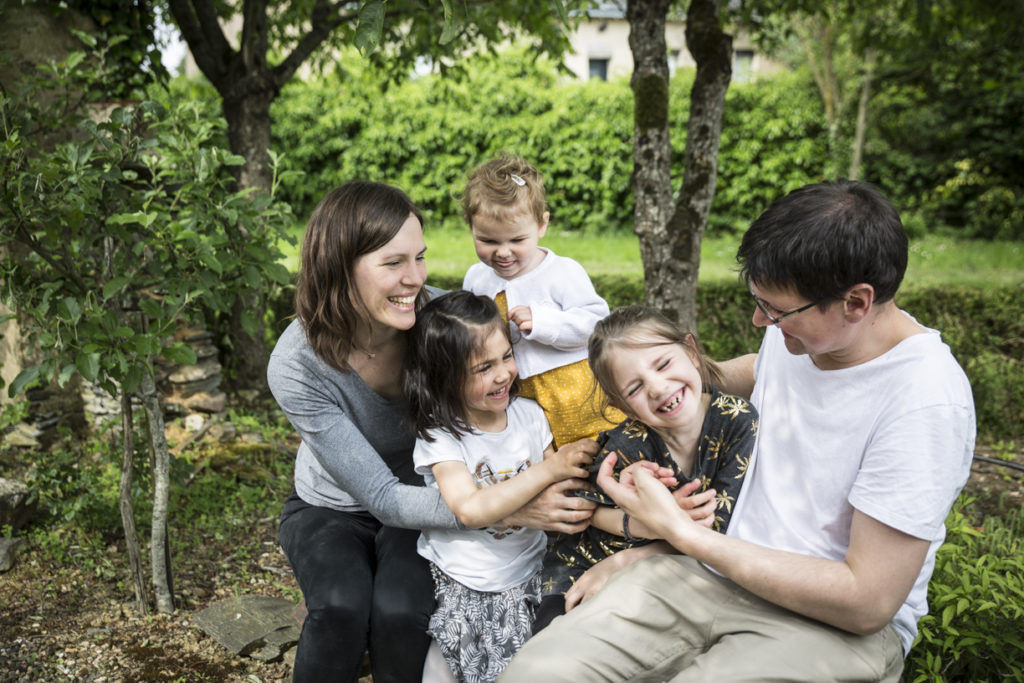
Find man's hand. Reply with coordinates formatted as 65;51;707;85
598;455;692;541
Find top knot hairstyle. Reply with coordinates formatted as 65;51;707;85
295;180;425;372
403;290;517;442
461;153;547;226
737;179;908;306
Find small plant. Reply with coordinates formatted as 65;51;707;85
904;497;1024;682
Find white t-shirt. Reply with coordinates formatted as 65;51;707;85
414;398;553;592
727;318;975;653
463;248;609;379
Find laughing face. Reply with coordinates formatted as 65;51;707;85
470;207;549;281
352;213;427;335
607;337;705;433
463;324;518;432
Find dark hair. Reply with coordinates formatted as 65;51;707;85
462;153;547;226
737;179;908;305
295;181;425;372
588;305;722;415
404;290;517;441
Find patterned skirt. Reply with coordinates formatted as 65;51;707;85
428;563;542;683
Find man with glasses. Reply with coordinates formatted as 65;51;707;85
502;180;976;682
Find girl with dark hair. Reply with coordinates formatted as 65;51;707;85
268;182;599;683
403;290;592;683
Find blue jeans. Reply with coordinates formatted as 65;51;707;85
278;492;434;683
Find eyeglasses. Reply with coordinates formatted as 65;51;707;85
749;290;825;325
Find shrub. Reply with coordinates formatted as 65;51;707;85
269;49;829;235
904;498;1024;682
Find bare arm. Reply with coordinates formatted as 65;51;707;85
564;542;675;611
599;457;930;635
716;353;756;399
432;443;590;529
502;438;602;533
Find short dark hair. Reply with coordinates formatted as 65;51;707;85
404;290;517;441
295;180;424;372
737;180;908;305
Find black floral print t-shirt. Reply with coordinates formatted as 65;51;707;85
540;386;757;598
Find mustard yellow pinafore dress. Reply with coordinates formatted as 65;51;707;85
494;291;625;449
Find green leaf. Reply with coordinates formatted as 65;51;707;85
140;299;162;319
552;0;570;29
264;262;291;285
355;0;386;55
75;352;101;382
58;363;76;387
162;342;196;366
103;276;130;300
240;309;259;337
123;364;143;394
9;366;41;398
134;335;161;355
57;297;81;322
439;0;458;45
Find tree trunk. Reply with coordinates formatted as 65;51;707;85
220;80;276;393
140;371;174;613
849;46;876;181
629;0;731;330
119;390;148;615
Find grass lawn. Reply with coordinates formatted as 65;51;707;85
280;223;1023;288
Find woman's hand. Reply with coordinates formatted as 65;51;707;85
503;439;600;532
564;543;671;611
503;478;596;533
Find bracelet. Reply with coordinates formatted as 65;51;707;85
622;513;648;543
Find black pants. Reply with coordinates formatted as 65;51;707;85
278;492;434;683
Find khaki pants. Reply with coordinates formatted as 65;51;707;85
500;554;905;683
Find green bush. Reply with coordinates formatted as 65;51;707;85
270;49;828;235
904;498;1024;682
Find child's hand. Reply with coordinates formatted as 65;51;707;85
546;440;593;480
508;305;533;333
672;479;718;528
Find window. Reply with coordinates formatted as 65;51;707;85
589;58;609;81
733;49;754;83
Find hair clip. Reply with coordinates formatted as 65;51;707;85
509;174;526;186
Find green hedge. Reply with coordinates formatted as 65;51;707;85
269;279;1023;441
270;50;825;235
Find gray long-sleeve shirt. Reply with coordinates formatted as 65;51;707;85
268;317;459;530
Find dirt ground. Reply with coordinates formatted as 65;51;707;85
0;444;1020;683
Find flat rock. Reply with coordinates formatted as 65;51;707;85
0;537;26;572
0;477;36;531
193;595;300;661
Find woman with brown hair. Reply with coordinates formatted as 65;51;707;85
268;181;597;683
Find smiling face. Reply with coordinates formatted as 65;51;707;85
470;207;549;281
462;323;518;432
606;337;705;433
352;213;426;336
750;282;844;360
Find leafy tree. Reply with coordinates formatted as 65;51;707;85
627;0;732;329
0;44;292;613
166;0;582;391
868;0;1024;239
